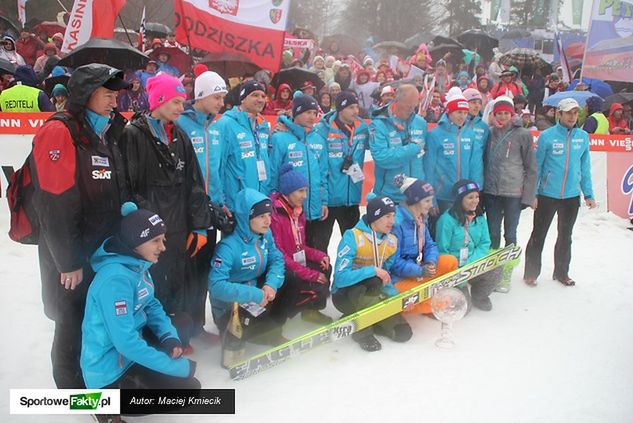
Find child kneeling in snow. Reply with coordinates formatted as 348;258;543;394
81;202;199;390
332;195;412;352
435;180;502;312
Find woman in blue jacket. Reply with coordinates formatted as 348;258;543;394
436;180;501;312
81;203;199;390
208;188;286;365
391;177;458;314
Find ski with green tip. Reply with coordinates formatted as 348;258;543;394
228;244;522;380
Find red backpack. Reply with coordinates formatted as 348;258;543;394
5;154;39;244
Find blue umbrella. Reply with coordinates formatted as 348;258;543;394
543;91;601;107
568;78;613;99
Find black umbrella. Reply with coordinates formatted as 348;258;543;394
431;36;463;48
201;52;261;79
0;16;20;39
603;92;633;112
271;67;324;93
429;44;463;64
58;38;149;71
0;57;16;74
321;34;362;56
44;73;71;96
373;41;411;55
145;22;171;39
457;29;498;60
404;32;435;49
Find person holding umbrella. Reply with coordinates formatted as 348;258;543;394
524;98;597;287
156;51;179;77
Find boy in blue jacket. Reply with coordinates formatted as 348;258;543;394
208;188;286;365
269;94;328;248
524;98;597;287
333;195;412;352
81;202;199;390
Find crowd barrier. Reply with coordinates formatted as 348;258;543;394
0;113;631;219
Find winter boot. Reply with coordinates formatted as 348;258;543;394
301;309;334;325
472;296;493;311
495;254;519;293
354;334;382;352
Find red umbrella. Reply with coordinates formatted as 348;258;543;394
565;42;585;59
34;21;66;38
150;46;192;75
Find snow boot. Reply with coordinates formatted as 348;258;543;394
354;334;382;352
301;309;334;325
472;296;493;312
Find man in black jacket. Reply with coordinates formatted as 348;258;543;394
30;64;130;388
119;73;211;341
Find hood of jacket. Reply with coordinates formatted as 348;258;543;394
14;65;38;87
91;237;153;274
67;63;126;108
609;102;623;116
436;113;463;133
233;188;272;243
278;114;310;139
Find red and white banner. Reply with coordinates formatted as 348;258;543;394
17;0;27;28
174;0;290;72
283;38;314;50
61;0;127;54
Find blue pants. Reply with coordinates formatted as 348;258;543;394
483;194;523;249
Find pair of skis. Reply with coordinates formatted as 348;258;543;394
228;244;522;380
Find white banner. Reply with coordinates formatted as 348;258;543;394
10;389;120;415
182;0;289;30
17;0;27;28
283;38;315;49
61;0;94;54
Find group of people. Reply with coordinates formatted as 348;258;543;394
22;48;598;418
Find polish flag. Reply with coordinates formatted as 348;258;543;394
174;0;290;72
61;0;127;54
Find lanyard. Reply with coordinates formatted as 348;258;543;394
280;197;303;250
415;215;426;257
203;120;210;193
369;230;389;269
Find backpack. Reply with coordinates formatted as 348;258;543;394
6;112;82;244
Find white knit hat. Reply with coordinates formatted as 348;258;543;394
194;71;227;100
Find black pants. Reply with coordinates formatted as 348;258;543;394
524;195;580;280
268;264;331;324
151;230;188;314
186;228;217;334
332;277;408;341
104;363;200;390
428;200;453;239
306;206;360;253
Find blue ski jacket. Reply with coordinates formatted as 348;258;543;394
391;205;439;282
466;113;490;148
81;238;191;388
424;114;483;203
269;115;328;221
369;103;427;202
313;111;369;207
436;211;491;266
333;217;399;297
176;105;221;201
210;107;271;210
535;123;594;200
208;188;285;320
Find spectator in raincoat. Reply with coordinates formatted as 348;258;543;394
16;29;43;66
50;83;68;112
0;35;25;65
490;68;523;99
607;103;631;134
350;69;379;117
33;42;59;73
270;83;293;115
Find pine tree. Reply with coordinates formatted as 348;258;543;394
439;0;482;37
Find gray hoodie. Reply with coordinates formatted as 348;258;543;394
483;116;537;205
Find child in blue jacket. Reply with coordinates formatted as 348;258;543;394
436;180;501;312
81;203;199;390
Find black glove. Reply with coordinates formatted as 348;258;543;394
209;202;235;233
159;337;182;355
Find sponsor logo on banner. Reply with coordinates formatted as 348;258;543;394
621;164;633;215
269;9;283;24
10;389;120;415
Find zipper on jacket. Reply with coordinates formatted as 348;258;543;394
560;129;571;198
254;240;264;276
303;134;313;217
456;127;462;180
542;171;551;190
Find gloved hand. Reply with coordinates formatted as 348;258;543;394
209;202;235;233
186;231;207;257
159;337;182;357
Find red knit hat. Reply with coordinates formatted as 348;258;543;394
493;96;515;115
445;87;469;115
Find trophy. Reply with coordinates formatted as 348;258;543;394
431;287;468;349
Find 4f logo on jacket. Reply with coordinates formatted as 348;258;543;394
92;169;112;180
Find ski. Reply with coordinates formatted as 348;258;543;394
228;244;522;380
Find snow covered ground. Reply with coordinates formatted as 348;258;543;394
1;200;632;423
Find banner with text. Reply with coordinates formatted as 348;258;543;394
61;0;127;53
174;0;290;72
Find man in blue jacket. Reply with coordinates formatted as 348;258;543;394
311;91;369;253
424;87;482;236
269;94;328;248
369;84;427;202
524;98;596;287
210;80;272;212
82;202;199;390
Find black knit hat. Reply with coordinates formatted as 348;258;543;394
239;80;266;102
119;202;167;249
250;198;273;220
452;179;480;203
365;195;396;225
335;90;358;111
292;94;319;118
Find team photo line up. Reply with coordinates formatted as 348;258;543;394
16;63;595;397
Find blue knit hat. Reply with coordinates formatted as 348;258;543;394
398;177;434;205
292;94;319;118
279;163;308;195
51;84;68;97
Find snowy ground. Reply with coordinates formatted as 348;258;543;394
1;200;632;423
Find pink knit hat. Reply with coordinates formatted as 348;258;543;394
146;73;187;111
